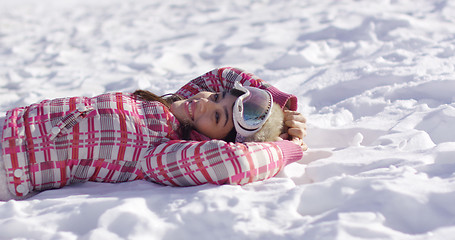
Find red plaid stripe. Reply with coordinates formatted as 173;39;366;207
2;93;179;195
142;140;284;186
176;67;270;100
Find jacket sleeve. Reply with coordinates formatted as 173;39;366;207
175;67;298;111
140;139;303;186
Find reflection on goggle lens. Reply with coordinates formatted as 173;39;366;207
232;82;273;137
243;102;268;124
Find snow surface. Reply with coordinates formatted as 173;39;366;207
1;0;455;239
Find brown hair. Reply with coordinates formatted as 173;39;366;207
132;90;237;142
133;90;181;108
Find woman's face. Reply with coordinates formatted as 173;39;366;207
171;91;237;140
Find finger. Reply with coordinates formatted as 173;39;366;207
301;141;308;151
288;127;307;138
288;128;307;139
283;110;299;119
290;137;308;151
279;132;289;140
284;119;306;129
284;121;307;136
284;112;307;123
284;109;304;116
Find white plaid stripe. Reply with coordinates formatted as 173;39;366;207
1;93;177;196
175;67;269;100
142;140;285;186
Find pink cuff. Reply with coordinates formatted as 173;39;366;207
274;140;304;165
265;86;298;111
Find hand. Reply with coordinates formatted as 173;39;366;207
279;110;308;151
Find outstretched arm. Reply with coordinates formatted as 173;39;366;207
141;139;303;186
175;67;298;111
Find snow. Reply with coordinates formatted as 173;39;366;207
1;0;455;239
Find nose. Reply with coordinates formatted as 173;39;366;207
197;97;215;114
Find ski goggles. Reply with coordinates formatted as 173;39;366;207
231;82;273;138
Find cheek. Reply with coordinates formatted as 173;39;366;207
193;119;224;139
170;103;184;121
193;117;211;131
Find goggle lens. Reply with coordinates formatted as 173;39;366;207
232;82;273;137
242;89;271;125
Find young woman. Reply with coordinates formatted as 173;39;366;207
0;67;307;201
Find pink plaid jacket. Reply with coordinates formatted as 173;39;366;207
1;67;303;197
